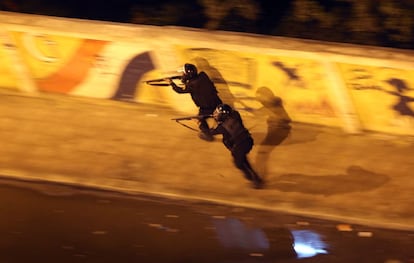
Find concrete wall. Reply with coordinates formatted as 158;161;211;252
1;11;414;135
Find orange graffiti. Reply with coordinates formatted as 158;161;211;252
37;39;108;93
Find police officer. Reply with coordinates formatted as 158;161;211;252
168;63;223;141
210;104;264;189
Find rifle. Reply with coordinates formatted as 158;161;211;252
171;114;213;121
144;75;182;86
171;114;213;131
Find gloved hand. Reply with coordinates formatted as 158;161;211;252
164;78;174;84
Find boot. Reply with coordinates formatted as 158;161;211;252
198;120;214;142
251;176;264;189
247;167;264;189
198;131;214;142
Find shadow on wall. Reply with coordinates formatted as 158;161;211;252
269;165;389;196
194;57;254;110
253;86;292;178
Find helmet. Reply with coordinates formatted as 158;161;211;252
213;104;232;122
183;63;198;80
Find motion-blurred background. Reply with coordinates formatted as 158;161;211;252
1;0;413;49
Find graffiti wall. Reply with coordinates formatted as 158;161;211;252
0;30;18;89
173;47;341;128
339;64;414;134
1;12;414;135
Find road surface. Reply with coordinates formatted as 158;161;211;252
1;178;412;263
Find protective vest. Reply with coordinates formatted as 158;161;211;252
221;114;250;146
187;72;222;109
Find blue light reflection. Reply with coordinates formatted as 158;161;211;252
291;230;328;258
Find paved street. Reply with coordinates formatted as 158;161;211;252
1;89;413;231
1;178;412;263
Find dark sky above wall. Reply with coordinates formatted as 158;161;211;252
1;0;413;49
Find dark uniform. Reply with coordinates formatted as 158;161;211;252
210;104;264;189
170;64;222;141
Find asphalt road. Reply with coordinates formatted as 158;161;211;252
1;178;412;263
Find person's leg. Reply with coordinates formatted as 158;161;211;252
197;108;214;141
244;160;264;188
232;142;264;188
232;145;256;181
232;152;253;181
198;118;210;133
197;118;214;141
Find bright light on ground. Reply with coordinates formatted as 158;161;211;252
291;230;328;258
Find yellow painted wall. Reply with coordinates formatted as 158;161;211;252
0;42;18;89
174;46;341;127
339;64;414;135
1;11;414;135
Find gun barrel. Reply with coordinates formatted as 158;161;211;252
144;75;183;86
171;114;213;121
145;75;182;83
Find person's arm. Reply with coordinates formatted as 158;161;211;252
168;78;189;94
209;124;225;135
209;128;219;136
